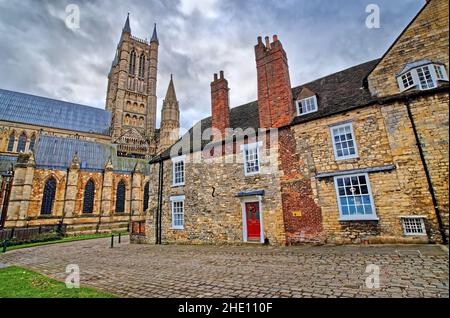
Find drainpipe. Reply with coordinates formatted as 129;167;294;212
157;160;164;244
405;98;447;244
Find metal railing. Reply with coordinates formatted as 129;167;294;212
0;224;67;242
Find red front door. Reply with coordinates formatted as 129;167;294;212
245;202;260;240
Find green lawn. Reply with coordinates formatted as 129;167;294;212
0;266;117;298
4;232;127;252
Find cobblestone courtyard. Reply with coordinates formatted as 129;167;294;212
1;237;448;298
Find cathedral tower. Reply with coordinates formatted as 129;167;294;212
106;14;159;158
159;75;180;152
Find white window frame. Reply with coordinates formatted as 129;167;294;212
170;195;185;230
240;141;263;176
296;95;318;116
401;216;427;236
416;65;437;90
172;155;186;187
334;173;378;221
330;122;358;161
397;63;448;92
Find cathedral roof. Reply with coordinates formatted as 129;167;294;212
0;89;112;135
151;59;379;163
33;135;149;175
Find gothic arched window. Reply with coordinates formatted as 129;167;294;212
143;182;150;211
82;179;95;214
7;133;15;152
139;53;145;78
129;50;136;75
124;114;131;125
115;180;126;213
132;116;137;126
17;132;27;153
139;117;144;127
29;135;36;152
41;177;57;215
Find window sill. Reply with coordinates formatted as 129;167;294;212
171;227;184;230
334;156;359;162
172;184;185;188
244;172;260;177
339;217;379;222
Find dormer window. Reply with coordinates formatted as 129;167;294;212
296;95;318;116
397;60;448;92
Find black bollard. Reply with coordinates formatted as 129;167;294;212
2;240;8;253
110;234;114;248
118;233;121;244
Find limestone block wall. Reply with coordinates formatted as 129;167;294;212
409;92;449;236
282;102;443;243
146;135;286;245
4;165;147;230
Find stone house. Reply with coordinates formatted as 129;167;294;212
140;0;448;245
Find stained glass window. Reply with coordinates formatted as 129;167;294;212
7;133;15;152
17;132;27;153
41;177;57;215
116;180;126;213
143;182;149;211
82;179;95;214
29;135;36;152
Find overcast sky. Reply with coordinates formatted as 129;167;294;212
0;0;424;130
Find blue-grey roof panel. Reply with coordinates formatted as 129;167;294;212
0;88;111;135
34;135;150;175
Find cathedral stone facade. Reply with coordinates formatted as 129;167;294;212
0;16;179;234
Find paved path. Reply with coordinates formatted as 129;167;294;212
1;237;448;298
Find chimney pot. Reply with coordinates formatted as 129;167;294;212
273;34;278;42
220;70;224;79
265;36;271;49
214;73;218;81
257;36;263;44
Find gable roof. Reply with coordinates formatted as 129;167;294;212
33;135;149;175
0;88;112;135
290;59;379;124
152;59;378;162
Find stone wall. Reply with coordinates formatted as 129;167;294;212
145;135;286;245
409;92;449;236
282;102;443;244
4;158;147;232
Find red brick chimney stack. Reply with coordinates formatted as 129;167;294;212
211;70;230;141
255;34;295;128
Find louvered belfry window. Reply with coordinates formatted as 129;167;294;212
143;182;150;211
82;179;95;214
41;177;57;215
116;180;126;213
